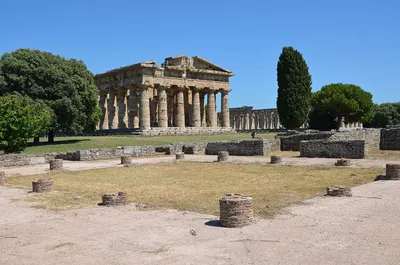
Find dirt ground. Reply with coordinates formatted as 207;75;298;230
1;155;400;264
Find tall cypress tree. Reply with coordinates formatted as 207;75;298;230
277;46;312;129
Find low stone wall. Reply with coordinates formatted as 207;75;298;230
205;139;280;156
279;132;333;151
279;128;380;152
0;154;55;167
300;140;367;159
75;146;156;161
380;128;400;150
330;128;380;151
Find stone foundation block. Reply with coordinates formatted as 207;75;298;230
386;164;400;180
217;151;229;162
176;152;185;160
270;156;282;164
32;179;54;193
121;155;132;165
326;186;352;197
334;159;351;167
101;192;127;206
219;193;253;228
49;159;63;170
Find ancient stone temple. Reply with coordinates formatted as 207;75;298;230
94;55;234;134
226;107;282;130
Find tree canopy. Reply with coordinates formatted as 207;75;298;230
0;94;51;153
311;83;374;129
367;103;400;128
277;46;312;129
0;49;101;142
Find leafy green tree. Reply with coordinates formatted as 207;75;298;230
0;94;50;153
277;46;312;129
367;103;400;128
0;49;101;143
308;108;337;131
311;83;374;129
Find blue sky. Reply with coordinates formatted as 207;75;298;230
1;0;399;109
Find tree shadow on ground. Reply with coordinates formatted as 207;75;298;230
27;139;89;147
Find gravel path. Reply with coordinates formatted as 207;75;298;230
1;181;400;264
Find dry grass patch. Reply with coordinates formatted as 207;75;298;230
367;150;400;160
6;162;383;218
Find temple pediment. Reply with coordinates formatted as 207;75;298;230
162;55;234;76
191;56;232;74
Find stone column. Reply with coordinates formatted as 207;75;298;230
167;92;174;127
108;91;118;129
139;86;151;130
340;118;345;128
200;92;206;127
128;88;139;128
176;88;185;128
117;90;128;129
221;91;230;128
207;90;217;127
158;86;168;128
230;115;235;129
99;93;109;130
191;89;201;127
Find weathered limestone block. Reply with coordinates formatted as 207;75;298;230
270;156;282;164
217;151;229;162
380;128;400;150
101;192;127;206
49;159;63;170
300;140;367;159
121;155;132;165
0;171;5;185
386;164;400;180
335;159;351;167
327;186;352;197
176;152;185;160
219;193;253;228
206;139;279;156
32;179;54;193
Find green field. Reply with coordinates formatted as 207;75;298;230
18;133;276;154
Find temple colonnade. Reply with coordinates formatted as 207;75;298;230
98;85;230;130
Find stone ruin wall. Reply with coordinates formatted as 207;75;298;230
1;139;280;167
279;129;381;152
205;139;280;156
300;140;367;159
279;132;334;151
380;128;400;150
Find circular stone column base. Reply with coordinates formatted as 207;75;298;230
32;179;54;193
334;159;351;167
270;156;282;164
176;152;185;160
49;159;63;170
327;186;352;197
217;151;229;162
121;155;132;165
219;193;253;228
101;192;127;206
386;164;400;180
0;171;5;186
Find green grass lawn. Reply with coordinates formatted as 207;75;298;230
18;133;276;154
